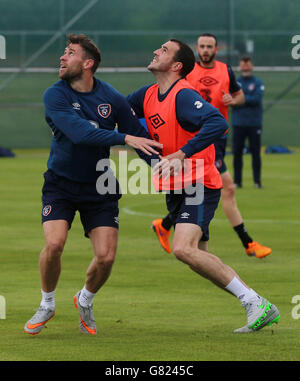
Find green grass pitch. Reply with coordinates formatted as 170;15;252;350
0;148;300;361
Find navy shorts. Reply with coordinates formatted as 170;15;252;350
165;185;221;241
41;170;120;237
214;138;227;174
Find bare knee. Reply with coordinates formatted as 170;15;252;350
173;244;194;264
94;248;116;269
222;181;236;200
44;239;65;258
173;243;224;267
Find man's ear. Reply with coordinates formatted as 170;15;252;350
173;61;183;74
83;59;94;71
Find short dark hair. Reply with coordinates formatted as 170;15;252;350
240;55;252;63
170;39;195;78
67;34;101;73
197;33;218;46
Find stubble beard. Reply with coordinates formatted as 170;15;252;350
59;66;83;83
199;52;216;65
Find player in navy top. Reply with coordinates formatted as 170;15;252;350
44;78;162;183
24;34;162;336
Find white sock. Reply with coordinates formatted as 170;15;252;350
225;277;258;303
79;286;96;307
40;289;55;310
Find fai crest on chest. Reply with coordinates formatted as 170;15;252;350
98;104;111;118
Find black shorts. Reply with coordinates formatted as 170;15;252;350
41;170;120;237
165;185;221;241
214;138;227;174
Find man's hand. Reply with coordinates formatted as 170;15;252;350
153;150;186;180
222;90;236;106
125;135;163;156
222;89;245;107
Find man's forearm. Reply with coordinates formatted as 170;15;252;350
232;90;245;106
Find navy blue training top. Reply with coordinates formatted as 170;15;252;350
232;75;264;127
43;78;157;183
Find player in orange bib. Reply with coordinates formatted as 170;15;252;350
152;33;271;259
127;39;279;333
143;78;223;191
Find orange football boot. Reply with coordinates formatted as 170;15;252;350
245;241;272;258
152;219;171;253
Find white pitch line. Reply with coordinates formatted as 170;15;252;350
121;207;158;218
121;199;163;218
121;206;300;224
